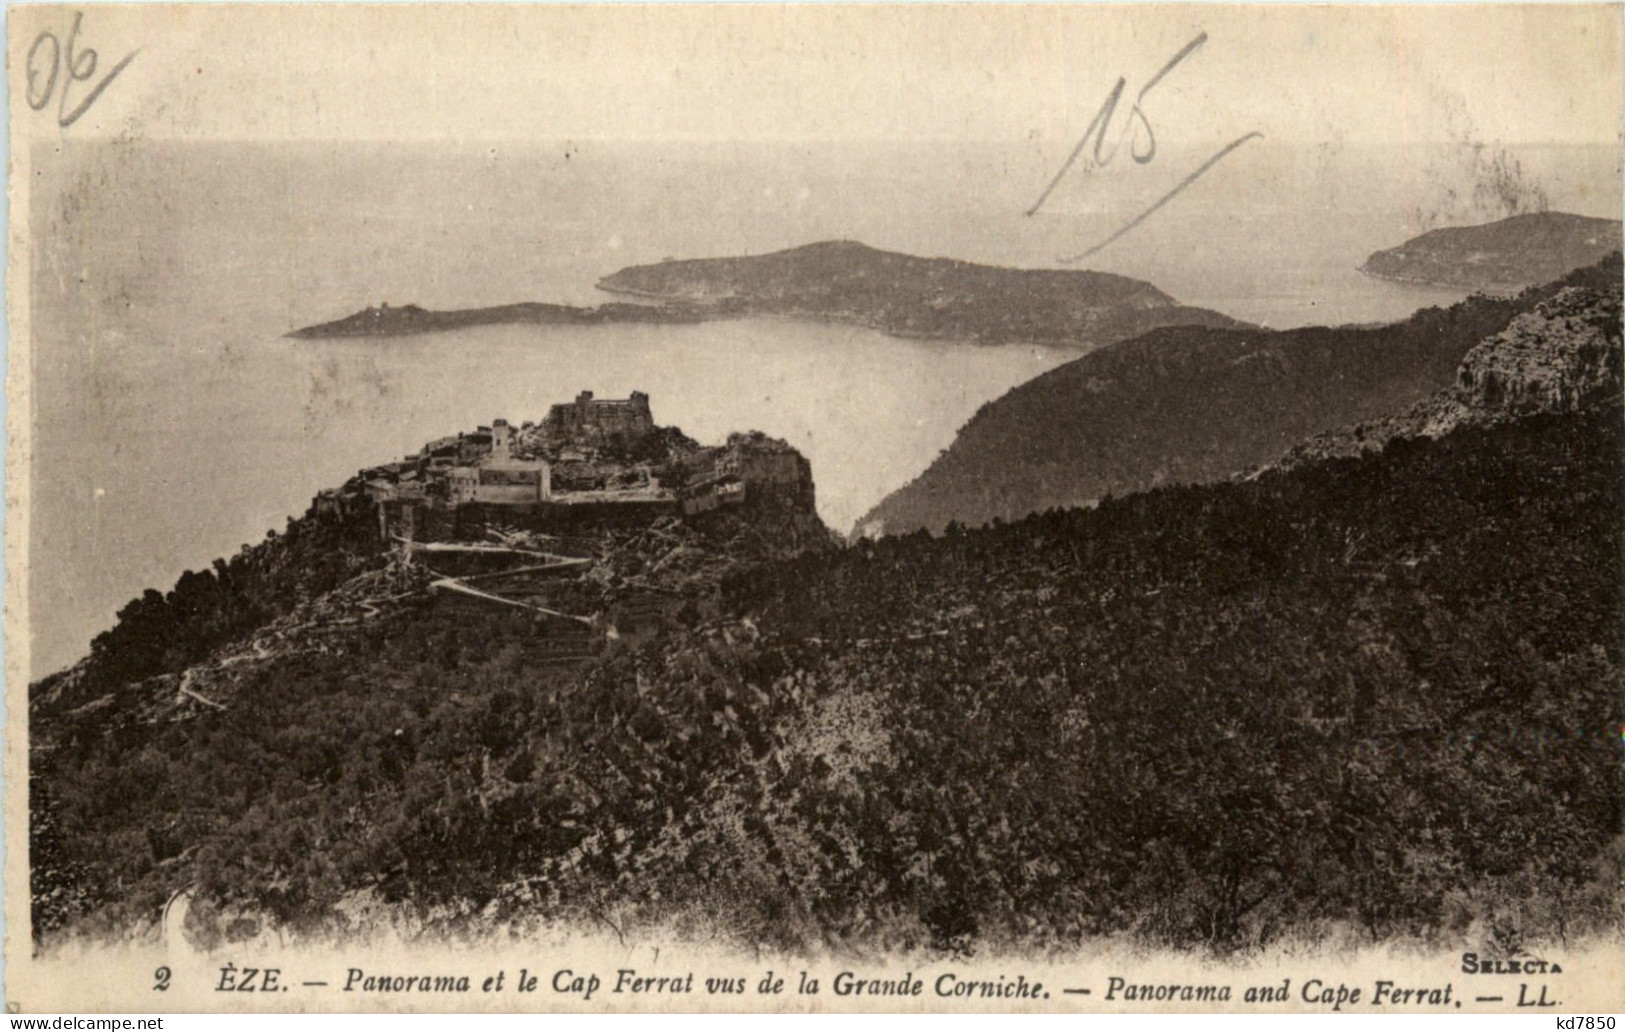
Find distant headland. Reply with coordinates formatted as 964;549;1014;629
1360;211;1623;292
290;240;1246;346
286;299;718;339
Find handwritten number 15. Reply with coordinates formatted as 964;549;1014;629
1027;32;1262;262
27;12;139;129
1026;33;1210;217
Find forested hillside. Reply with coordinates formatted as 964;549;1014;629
35;407;1622;953
32;504;387;715
857;255;1620;538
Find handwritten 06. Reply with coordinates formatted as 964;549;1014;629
27;11;139;129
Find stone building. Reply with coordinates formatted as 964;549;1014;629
678;431;814;515
447;457;552;505
543;390;655;446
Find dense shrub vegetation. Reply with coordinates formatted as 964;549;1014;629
33;505;384;710
33;407;1623;954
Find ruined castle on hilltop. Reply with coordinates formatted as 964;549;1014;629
542;390;654;446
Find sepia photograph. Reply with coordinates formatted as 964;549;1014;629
4;1;1622;1016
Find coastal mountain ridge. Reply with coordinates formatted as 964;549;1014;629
1263;285;1623;473
854;253;1622;539
290;240;1245;348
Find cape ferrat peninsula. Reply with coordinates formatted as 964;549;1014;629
289;240;1246;346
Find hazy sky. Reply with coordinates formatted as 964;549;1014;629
9;4;1622;148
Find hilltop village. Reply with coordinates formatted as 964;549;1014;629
315;390;815;543
29;390;829;737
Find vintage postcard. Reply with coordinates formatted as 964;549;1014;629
5;1;1622;1015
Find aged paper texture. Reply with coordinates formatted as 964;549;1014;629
6;2;1623;1014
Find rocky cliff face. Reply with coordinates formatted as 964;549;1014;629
1456;288;1622;413
1265;286;1622;473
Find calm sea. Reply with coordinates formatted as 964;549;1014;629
24;138;1619;677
